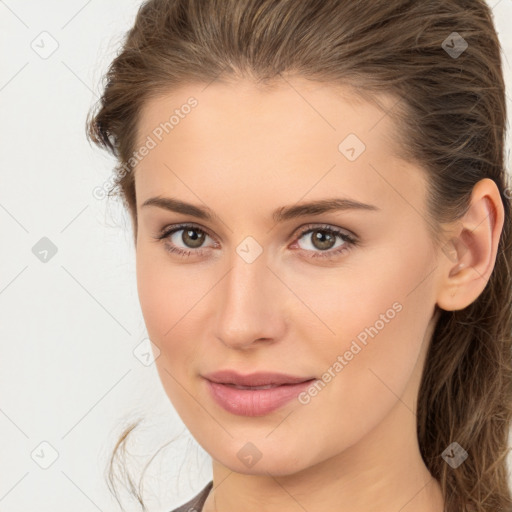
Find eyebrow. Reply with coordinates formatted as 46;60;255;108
141;196;380;223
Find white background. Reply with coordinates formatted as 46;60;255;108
0;1;511;511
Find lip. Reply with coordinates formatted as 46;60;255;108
202;370;317;417
202;370;315;387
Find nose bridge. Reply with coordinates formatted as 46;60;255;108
214;247;283;348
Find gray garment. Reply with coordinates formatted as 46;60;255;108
169;481;213;512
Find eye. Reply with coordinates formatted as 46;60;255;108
153;222;358;260
154;223;215;258
291;223;357;260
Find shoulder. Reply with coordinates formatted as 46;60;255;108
169;481;213;512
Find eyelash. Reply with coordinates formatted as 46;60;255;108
154;223;358;261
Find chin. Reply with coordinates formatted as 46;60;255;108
210;437;316;477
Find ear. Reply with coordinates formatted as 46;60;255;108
436;178;505;312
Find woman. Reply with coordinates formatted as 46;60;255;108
86;1;512;511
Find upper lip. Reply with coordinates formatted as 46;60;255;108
203;370;315;387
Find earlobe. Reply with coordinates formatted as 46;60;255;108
436;178;505;312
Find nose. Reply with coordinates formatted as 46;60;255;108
214;252;286;350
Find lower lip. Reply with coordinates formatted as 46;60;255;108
205;378;316;416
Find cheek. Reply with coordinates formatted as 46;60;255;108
135;246;210;371
135;246;191;369
135;252;169;342
136;243;197;337
135;249;202;416
310;241;437;415
291;248;433;360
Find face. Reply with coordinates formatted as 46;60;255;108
133;77;444;475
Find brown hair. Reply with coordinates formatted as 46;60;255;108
86;1;512;510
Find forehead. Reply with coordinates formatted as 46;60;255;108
135;77;400;154
133;78;426;220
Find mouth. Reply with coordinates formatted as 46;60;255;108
202;371;317;416
202;369;316;387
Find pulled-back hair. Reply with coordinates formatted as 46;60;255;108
86;1;512;510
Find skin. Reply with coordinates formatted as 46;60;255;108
132;77;504;512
